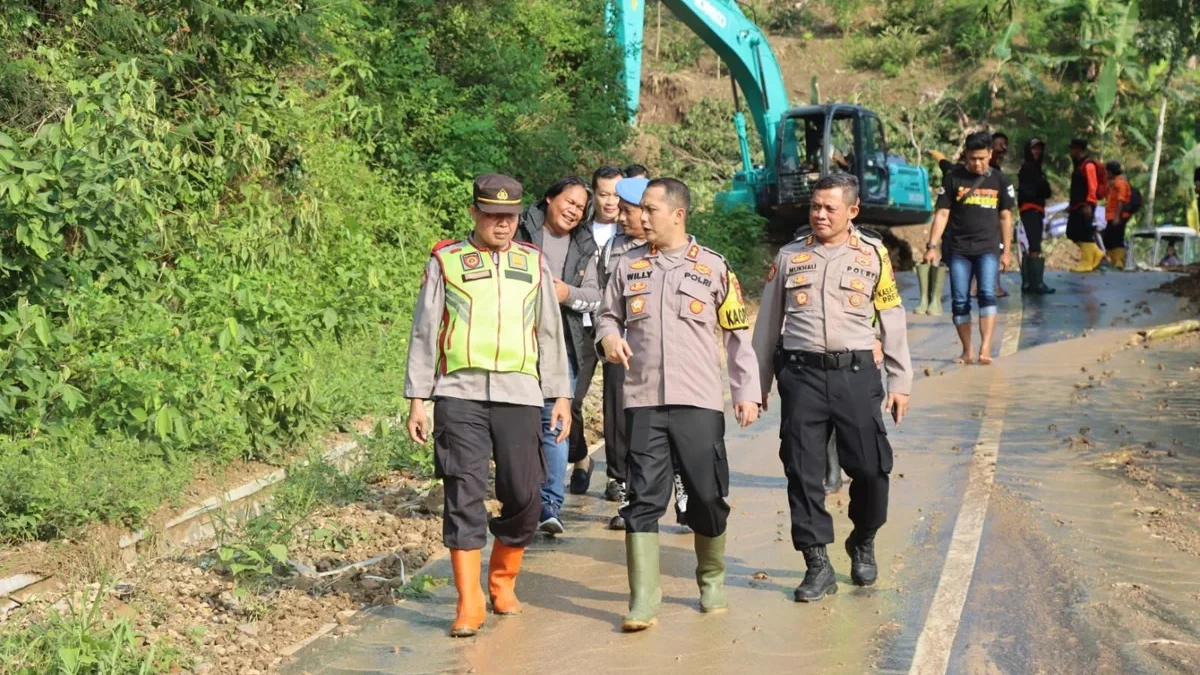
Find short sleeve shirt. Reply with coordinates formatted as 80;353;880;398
935;166;1016;256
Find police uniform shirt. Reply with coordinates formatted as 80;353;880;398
595;236;761;411
404;240;574;407
599;233;645;291
753;227;913;396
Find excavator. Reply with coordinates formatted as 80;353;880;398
613;0;933;233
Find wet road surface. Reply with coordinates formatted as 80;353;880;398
284;269;1199;675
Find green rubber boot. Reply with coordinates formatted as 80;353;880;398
622;533;662;632
913;263;931;314
1030;257;1055;295
694;533;728;614
927;265;947;316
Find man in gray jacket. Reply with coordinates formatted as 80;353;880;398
517;177;601;534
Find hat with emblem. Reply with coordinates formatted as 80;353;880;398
615;176;650;206
473;173;523;214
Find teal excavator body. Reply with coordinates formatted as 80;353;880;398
613;0;932;227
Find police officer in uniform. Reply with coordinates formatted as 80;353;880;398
596;177;761;631
405;174;573;637
752;174;912;602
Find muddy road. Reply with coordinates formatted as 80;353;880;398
284;269;1200;675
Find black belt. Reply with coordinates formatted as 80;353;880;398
782;350;873;370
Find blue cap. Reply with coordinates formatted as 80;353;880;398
615;177;650;205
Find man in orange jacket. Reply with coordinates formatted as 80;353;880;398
1066;139;1107;272
1103;161;1133;268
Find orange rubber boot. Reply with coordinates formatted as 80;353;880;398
449;549;486;637
488;541;526;615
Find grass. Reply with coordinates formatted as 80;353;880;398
0;582;180;675
207;424;432;593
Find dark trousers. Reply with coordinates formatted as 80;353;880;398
776;354;892;549
620;406;729;537
602;362;628;482
1102;219;1127;250
433;398;545;550
1020;209;1044;254
568;350;598;464
1066;209;1094;244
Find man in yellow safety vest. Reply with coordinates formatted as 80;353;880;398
405;174;573;637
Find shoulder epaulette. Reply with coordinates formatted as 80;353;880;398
513;240;541;254
431;239;458;254
857;226;884;242
700;245;728;264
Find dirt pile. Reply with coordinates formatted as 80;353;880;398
1154;264;1200;307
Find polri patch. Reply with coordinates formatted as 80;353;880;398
630;296;647;314
462;252;483;271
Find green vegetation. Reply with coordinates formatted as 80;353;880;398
0;582;179;674
647;0;1200;226
209;425;430;592
0;0;626;543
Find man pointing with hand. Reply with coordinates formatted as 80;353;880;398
595;177;760;633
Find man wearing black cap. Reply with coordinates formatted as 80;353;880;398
405;174;573;637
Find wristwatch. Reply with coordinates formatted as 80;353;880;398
999;243;1006;251
925;242;938;250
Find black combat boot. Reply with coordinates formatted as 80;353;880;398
845;528;879;587
793;545;837;602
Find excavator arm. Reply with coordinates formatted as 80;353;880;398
615;0;789;208
613;1;932;226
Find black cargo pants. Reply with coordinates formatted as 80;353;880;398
776;351;892;549
602;361;628;482
433;397;545;550
620;406;729;537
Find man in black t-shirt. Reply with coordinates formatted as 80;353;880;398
923;131;1015;365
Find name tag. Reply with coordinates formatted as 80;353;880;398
464;269;493;282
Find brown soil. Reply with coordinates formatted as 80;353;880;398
1154;265;1200;306
2;469;447;675
1087;330;1200;558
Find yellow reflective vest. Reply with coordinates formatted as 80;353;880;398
433;239;543;377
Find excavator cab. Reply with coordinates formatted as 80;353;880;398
773;104;932;227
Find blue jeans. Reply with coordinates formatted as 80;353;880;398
948;252;999;326
539;358;578;519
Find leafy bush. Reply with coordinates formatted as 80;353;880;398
0;0;626;543
846;27;925;74
689;207;770;296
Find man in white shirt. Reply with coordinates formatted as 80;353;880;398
567;166;626;496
